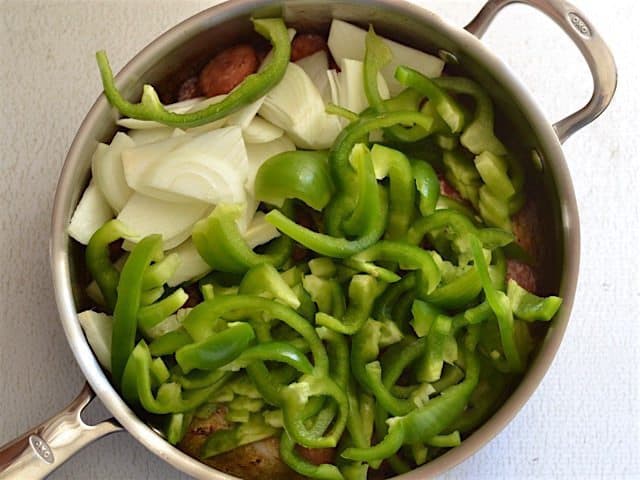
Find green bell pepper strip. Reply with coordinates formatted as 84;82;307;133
138;288;188;334
303;275;346;317
363;26;392;113
265;187;388;259
239;263;300;310
370;144;415;240
326;102;360;122
474;151;516;199
468;234;522;372
442;149;482;207
462;300;494;327
380;336;427;389
201;413;278;459
280;374;349;448
254;150;335;211
341;144;379;237
351;240;441;297
149;330;192;356
416;314;452;383
362;27;428;143
432;76;507;156
223;341;313;374
317;327;350;389
507;279;563;321
139;287;164;306
410;299;441;337
308;258;337;278
373;273;416;323
426;430;461;447
175;323;255;374
329;111;435;193
411;158;440;216
182;295;329;374
407;209;514;250
432;364;465;393
280;432;344;480
316;275;379;335
122;340;222;414
165;411;194;445
425;268;482;310
96;18;290;129
141;253;180;290
193;203;292;274
342;258;400;283
351;321;414;417
341;349;480;462
175;369;231;391
86;220;135;312
392;290;416;333
395;66;465;133
111;234;162;385
479;185;511;231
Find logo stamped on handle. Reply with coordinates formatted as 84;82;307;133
568;12;591;38
29;435;54;464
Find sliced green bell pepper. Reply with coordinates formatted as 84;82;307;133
96;18;290;129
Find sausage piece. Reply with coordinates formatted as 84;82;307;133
199;44;259;97
291;33;327;61
177;76;202;101
179;406;304;480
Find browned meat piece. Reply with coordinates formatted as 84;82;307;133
108;239;124;262
179;406;303;480
183;283;203;308
506;259;537;294
511;198;542;264
291;33;327;61
177;76;202;101
438;174;464;203
296;445;336;466
199;44;259;97
509;198;546;294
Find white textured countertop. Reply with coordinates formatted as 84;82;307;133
1;0;638;479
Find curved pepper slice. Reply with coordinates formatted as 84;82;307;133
411;158;440;216
121;340;222;414
370;144;415;240
363;28;433;143
279;431;344;480
227;342;314;374
181;295;329;374
507;279;562;321
265;152;388;259
96;18;290;129
175;322;255;374
111;234;162;385
432;76;506;156
341;349;479;462
280;374;349;449
395;66;465;133
193;203;292;274
316;275;380;335
254;150;334;211
86;219;135;311
351;240;441;297
468;234;522;372
407;209;514;250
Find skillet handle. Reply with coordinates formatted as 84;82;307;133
0;383;122;479
465;0;617;143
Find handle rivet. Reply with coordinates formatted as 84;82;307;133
438;49;459;64
531;149;544;172
568;13;591;38
29;435;55;464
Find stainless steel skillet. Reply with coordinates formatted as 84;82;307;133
0;0;616;478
